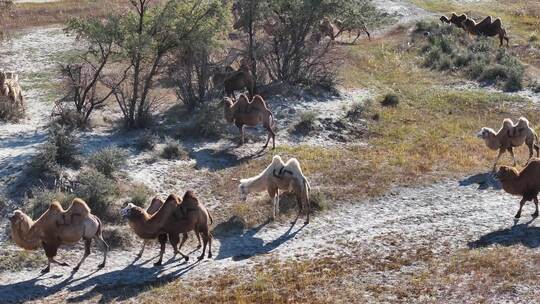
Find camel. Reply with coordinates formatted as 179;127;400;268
132;197;202;258
319;18;337;41
223;94;276;149
334;19;371;43
496;159;540;218
9;198;109;273
238;155;311;224
122;192;213;265
212;65;236;89
440;13;467;29
0;71;24;108
223;64;255;99
462;15;509;47
477;117;540;171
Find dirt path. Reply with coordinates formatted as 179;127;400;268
0;27;79;197
1;176;538;303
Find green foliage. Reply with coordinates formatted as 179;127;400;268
75;168;118;219
416;21;525;92
30;124;78;178
189;101;227;138
88;147;128;177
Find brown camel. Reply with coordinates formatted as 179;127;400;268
223;64;255;99
223;94;276;149
496;159;540;218
463;16;509;46
122;192;213;265
334;19;371;43
440;13;467;29
132;197;202;258
9;198;109;273
318;18;336;41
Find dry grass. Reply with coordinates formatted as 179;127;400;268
136;245;539;303
0;0;130;30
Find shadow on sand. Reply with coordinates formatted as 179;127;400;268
468;217;540;249
459;172;501;190
189;145;267;171
214;217;307;261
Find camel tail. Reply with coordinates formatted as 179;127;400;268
207;207;214;225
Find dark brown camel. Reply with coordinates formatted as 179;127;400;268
463;16;509;47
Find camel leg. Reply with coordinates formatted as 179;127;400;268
73;238;91;272
198;232;209;261
154;233;167;266
207;233;213;259
533;197;539;218
492;149;505;172
305;196;311;225
352;32;361;44
507;147;516;167
239;125;245;145
95;232;108;269
263;130;271;150
170;233;189;262
196;232;202;249
515;197;527;219
137;240;147;258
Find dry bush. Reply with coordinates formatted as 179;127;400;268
88;147;128;177
75;168;118;221
0;95;24;122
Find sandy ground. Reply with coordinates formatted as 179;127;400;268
1;1;540;303
1;176;539;303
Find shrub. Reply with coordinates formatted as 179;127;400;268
75;168;117;219
161;137;188;160
381;93;399;107
51;108;87;130
24;187;75;219
437;55;453;70
128;183;152;207
190;102;227;138
0;96;24;122
529;33;538;43
137;130;159;151
102;225;136;249
30;142;59;177
88;147;128;177
292;111;319;135
0;249;46;273
310;190;328;212
48;123;78;165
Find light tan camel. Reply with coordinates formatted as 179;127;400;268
0;71;24;108
223;94;276;149
477;117;539;171
238;155;312;224
9;198;109;273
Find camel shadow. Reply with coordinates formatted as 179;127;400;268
214;217;306;261
65;261;200;303
459;172;501;190
468;218;540;249
189;146;265;171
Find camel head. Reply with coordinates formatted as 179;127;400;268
238;181;248;202
9;210;30;226
477;127;495;140
121;203;145;221
495;165;519;182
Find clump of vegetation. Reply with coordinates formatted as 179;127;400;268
416;20;525;92
380;93;399;107
24;187;75;219
128;183;152;207
88;147;128;177
75;168;118;220
137;130;159;151
185;102;227;139
161;137;188;160
0;249;46;273
0;96;24;122
310;190;328;212
102;225;136;249
30;124;79;178
291;111;319;135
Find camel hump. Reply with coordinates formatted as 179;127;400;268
491;18;502;28
147;196;164;215
182;190;198;203
48;201;65;213
165;193;181;204
271;155;284;167
477;16;493;28
251;95;268;109
69;198;91;216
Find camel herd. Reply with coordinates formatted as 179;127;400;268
478;117;540;220
9;155;311;273
440;12;509;46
